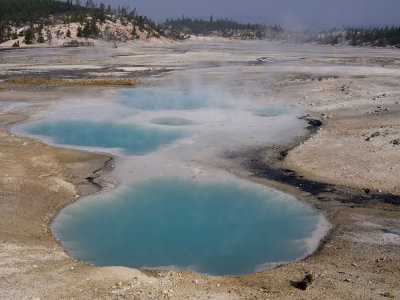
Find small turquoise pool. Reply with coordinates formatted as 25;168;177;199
26;120;186;155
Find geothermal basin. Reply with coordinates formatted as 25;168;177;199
14;87;328;275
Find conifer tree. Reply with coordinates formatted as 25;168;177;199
24;27;34;44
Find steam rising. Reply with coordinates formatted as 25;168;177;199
9;40;335;275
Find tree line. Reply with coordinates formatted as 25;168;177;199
1;1;399;47
314;26;400;47
346;26;400;47
163;17;400;46
162;17;282;40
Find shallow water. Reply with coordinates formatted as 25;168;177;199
53;177;319;275
119;89;223;110
253;106;290;117
26;120;186;155
150;117;196;126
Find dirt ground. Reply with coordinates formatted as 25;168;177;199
0;41;399;299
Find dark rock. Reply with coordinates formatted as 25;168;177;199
382;292;395;299
371;132;380;137
307;119;322;129
390;139;400;146
296;273;314;290
240;135;400;205
279;150;288;160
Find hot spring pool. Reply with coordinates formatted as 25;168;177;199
26;120;186;155
15;87;326;275
52;178;320;275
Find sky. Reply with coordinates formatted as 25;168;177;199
93;0;400;30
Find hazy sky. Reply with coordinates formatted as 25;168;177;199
94;0;400;30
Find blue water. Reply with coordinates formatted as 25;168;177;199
150;117;196;126
253;106;290;117
119;89;220;110
26;120;186;155
53;178;319;275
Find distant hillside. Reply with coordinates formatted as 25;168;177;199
162;17;282;40
162;16;400;48
297;27;400;48
344;27;400;47
0;0;167;47
2;1;399;48
0;0;79;24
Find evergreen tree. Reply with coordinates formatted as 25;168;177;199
37;32;45;43
77;26;82;37
89;17;99;36
24;27;34;44
46;29;52;43
82;21;90;36
36;24;44;43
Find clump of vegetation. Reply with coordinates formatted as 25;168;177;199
46;29;52;43
76;26;82;37
81;18;100;37
23;28;34;44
